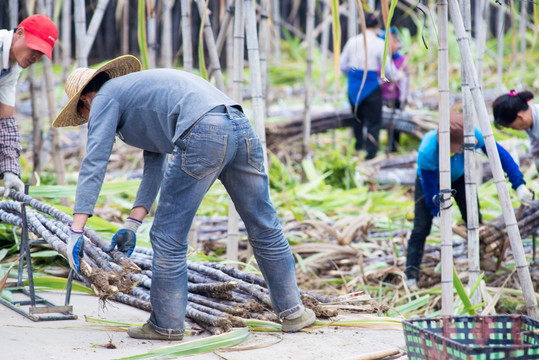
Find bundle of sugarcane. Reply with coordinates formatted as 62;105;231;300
125;248;338;334
479;202;539;260
0;196;140;299
0;192;338;334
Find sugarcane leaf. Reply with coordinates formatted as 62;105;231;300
137;0;150;69
30;250;61;258
116;327;251;360
27;276;93;294
453;266;476;315
0;248;8;262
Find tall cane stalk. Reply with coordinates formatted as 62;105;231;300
438;0;454;316
448;0;539;319
460;0;482;309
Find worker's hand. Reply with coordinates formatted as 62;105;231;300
3;171;24;198
67;229;85;273
106;217;141;257
517;185;534;207
432;215;441;228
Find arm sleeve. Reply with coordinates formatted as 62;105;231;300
419;169;440;216
74;97;121;215
0;116;21;177
132;151;167;212
481;143;526;190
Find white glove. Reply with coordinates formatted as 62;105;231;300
67;229;85;273
517;185;533;207
432;215;441;228
3;171;24;198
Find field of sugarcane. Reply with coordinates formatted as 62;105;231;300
4;1;539;357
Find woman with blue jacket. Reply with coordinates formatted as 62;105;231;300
405;112;533;287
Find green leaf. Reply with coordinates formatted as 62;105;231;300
116;327;251;360
453;266;476;316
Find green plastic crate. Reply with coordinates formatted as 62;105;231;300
403;315;539;359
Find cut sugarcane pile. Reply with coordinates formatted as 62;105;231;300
0;193;355;334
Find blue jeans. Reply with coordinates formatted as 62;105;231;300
148;106;303;335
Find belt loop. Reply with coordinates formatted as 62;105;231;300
224;105;233;119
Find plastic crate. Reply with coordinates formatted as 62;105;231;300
403;315;539;359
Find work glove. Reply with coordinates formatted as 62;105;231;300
106;217;141;257
516;185;533;207
3;171;24;198
432;215;441;228
67;228;85;273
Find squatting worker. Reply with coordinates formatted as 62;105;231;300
54;55;316;340
405;112;532;288
0;15;58;197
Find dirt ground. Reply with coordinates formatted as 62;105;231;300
1;290;407;360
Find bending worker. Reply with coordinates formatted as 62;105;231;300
405;112;533;288
54;55;316;341
1;15;57;196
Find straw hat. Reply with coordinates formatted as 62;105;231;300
53;55;142;128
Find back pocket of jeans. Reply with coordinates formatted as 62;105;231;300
246;133;264;171
182;132;227;180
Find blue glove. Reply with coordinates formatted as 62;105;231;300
67;229;85;273
107;217;141;257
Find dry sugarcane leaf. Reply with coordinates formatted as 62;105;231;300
0;263;16;292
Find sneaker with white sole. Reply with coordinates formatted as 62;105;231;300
281;308;316;332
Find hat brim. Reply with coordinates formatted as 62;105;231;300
24;31;53;59
53;55;142;128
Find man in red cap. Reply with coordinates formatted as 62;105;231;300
0;14;57;197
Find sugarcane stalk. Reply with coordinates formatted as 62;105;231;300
203;262;266;286
187;293;248;317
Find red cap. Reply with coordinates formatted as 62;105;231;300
18;15;58;59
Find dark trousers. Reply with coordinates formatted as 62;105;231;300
349;87;383;159
385;98;401;152
405;175;482;280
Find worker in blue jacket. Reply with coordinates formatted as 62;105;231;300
405;112;533;288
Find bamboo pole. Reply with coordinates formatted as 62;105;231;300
448;0;539;319
146;0;157;68
215;1;235;55
496;2;504;91
460;0;482;309
474;0;487;87
80;0;111;60
181;0;193;72
437;0;454;316
348;0;358;38
302;0;315;158
161;0;174;68
225;0;234;94
320;3;330;90
195;0;224;89
244;0;268;169
519;2;526;85
272;0;281;63
61;0;72;81
259;0;270;114
227;0;245;265
117;0;129;55
28;66;42;186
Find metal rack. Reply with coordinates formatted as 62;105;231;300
0;194;77;321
